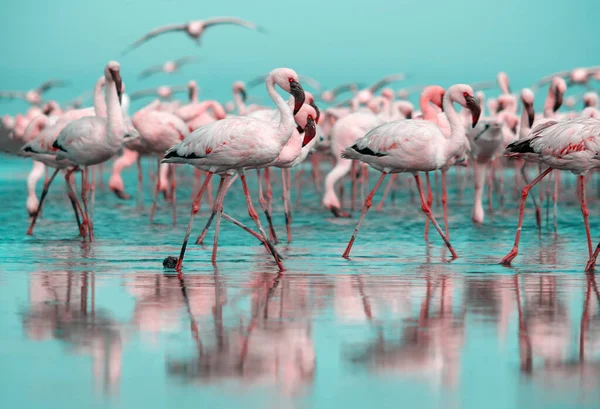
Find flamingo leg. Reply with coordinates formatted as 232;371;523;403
376;174;396;212
256;169;278;244
211;175;233;264
342;172;387;259
501;167;553;266
171;165;177;225
240;173;284;271
66;169;87;237
150;157;161;222
221;213;283;260
520;164;541;228
265;167;273;214
441;170;449;239
281;168;292;243
415;173;458;259
80;166;92;241
553;172;560;232
195;177;226;245
136;156;144;209
26;168;60;235
424;172;433;241
294;168;302;207
350;160;358;211
66;177;83;235
310;153;322;194
90;166;96;240
175;172;214;273
579;175;593;258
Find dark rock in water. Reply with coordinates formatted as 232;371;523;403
163;256;178;269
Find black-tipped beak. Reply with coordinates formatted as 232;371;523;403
309;101;321;123
330;206;351;218
188;88;194;101
296;124;304;133
290;80;305;115
496;100;505;113
111;70;123;105
525;102;535;127
406;111;412;119
553;88;563;112
465;95;481;128
584;100;592;108
240;88;247;102
302;116;317;147
511;124;518;134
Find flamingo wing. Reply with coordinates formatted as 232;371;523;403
367;73;408;93
36;80;67;94
138;64;163;79
203;17;262;31
174;56;198;67
531;72;570;91
0;91;26;100
123;23;188;55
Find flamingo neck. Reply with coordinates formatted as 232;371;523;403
442;96;466;156
93;76;107;118
233;91;246;115
420;91;439;125
104;78;125;147
190;86;199;103
266;76;294;144
543;85;558;118
519;104;530;139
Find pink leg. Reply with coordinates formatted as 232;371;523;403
441;170;449;239
171;165;177;225
90;166;96;240
175;173;214;273
150;158;161;223
553;172;560;232
342;172;387;259
195;177;226;245
66;169;87;237
351;160;358;211
415;173;458;259
265;167;273;214
256;169;279;244
65;176;83;235
376;174;396;212
240;174;285;271
520;164;541;228
424;172;433;241
501;167;553;266
435;171;440;206
206;172;214;209
80;167;92;241
211;175;233;264
295;168;302;207
281;168;292;243
136;156;144;209
579;175;593;258
221;213;283;260
27;168;60;235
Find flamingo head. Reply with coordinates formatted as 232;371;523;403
395;101;414;119
497;71;511;94
271;68;305;115
105;61;123;104
550;77;566;112
321;90;334;102
448;84;480;128
187;80;198;101
521;88;535;127
381;88;394;101
295;105;318;147
232;81;247;102
583;92;598;108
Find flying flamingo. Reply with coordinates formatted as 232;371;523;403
532;66;600;90
123;17;265;54
340;84;481;259
52;61;126;240
501;117;600;267
320;82;362;103
138;56;198;79
0;80;67;106
129;85;188;102
161;67;306;273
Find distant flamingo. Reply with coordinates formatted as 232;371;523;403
501;117;600;267
162;67;306;272
340;84;481;259
0;80;67;106
138;56;198;79
129;85;188;102
123;17;265;54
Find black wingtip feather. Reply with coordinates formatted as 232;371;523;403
351;143;386;157
506;138;536;154
164;149;202;160
52;140;67;152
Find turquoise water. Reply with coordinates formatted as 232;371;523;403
0;157;599;409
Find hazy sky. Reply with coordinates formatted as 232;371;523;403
0;0;598;112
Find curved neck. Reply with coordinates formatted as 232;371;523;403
519;105;530;139
190;85;198;103
544;84;558;118
93;76;107;118
233;91;246;115
420;91;439;124
266;76;295;144
104;77;125;146
441;95;466;153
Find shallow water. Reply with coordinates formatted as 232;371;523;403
1;156;599;409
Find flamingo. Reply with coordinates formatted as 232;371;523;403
0;80;67;106
340;84;482;259
320;82;362;103
123;17;265;54
501;117;600;267
129;85;188;102
532;67;600;90
162;67;306;273
52;61;126;240
138;56;198;79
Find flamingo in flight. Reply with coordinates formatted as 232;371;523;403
129;85;188;102
532;67;600;91
501;117;600;267
162;67;306;273
0;80;68;106
123;17;265;55
138;56;199;79
340;84;481;259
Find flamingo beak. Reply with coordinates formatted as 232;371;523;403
525;102;535;127
584;100;592;108
309;101;321;123
290;80;305;115
496;100;505;113
511;123;518;134
240;88;247;102
553;88;563;112
406;111;412;119
465;95;481;128
302;116;317;147
111;70;123;105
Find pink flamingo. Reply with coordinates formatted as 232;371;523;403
320;82;362;103
52;61;126;240
138;56;198;79
501;117;600;267
129;85;188;103
123;17;265;54
162;67;306;273
340;84;481;259
532;67;600;90
0;80;67;106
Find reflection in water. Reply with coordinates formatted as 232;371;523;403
18;265;600;403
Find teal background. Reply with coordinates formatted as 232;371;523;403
1;0;599;113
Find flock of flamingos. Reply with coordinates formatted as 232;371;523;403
1;16;600;273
